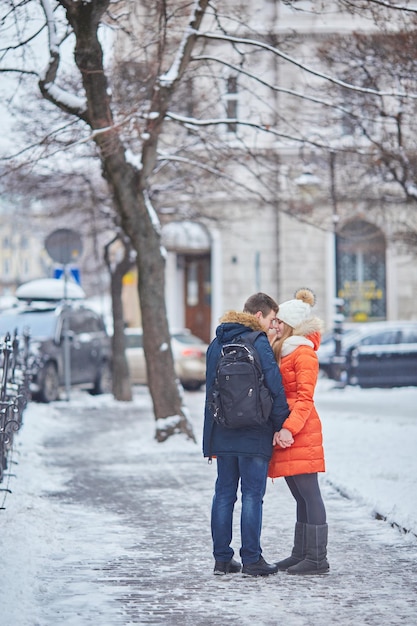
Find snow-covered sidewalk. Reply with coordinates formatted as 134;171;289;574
0;382;416;626
316;379;417;536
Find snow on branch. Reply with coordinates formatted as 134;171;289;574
41;82;87;117
164;111;328;150
405;182;417;199
41;0;60;55
143;189;161;235
158;0;209;89
38;0;87;118
196;32;417;100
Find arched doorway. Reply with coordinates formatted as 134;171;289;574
162;221;212;343
336;219;386;321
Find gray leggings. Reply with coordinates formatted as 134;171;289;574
285;473;326;525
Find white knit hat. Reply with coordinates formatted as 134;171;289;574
278;288;316;329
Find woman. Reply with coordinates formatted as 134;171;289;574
269;288;329;575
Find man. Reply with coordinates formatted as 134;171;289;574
203;293;290;576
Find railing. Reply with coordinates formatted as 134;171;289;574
0;330;31;501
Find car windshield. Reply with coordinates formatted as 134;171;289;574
172;332;205;345
0;310;58;338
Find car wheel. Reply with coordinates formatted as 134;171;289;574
318;367;330;379
181;380;202;391
37;362;60;403
91;361;112;395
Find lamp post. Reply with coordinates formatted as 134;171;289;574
329;151;346;385
294;171;322;211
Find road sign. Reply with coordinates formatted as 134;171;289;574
45;229;83;265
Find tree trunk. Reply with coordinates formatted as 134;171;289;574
104;236;133;402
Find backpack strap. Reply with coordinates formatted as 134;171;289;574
242;330;264;345
238;330;265;376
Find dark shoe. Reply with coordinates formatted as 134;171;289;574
287;524;329;576
242;556;279;577
214;557;242;575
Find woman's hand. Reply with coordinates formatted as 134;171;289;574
273;428;294;448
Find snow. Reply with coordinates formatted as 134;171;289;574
125;148;143;171
315;379;417;535
0;379;416;624
144;188;161;233
15;278;86;301
159;0;205;88
42;82;87;115
41;0;60;56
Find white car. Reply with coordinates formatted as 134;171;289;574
124;328;208;390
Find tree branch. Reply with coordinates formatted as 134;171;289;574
38;0;88;120
196;31;417;100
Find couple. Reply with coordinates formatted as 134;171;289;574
202;290;329;577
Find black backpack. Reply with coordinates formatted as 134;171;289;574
209;331;273;429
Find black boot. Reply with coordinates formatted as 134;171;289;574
213;557;241;575
242;556;279;577
276;522;306;571
287;523;329;575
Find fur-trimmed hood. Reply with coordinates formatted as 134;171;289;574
282;315;324;357
219;311;265;332
292;315;324;338
215;311;266;346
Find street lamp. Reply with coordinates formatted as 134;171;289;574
294;171;322;211
329;151;346;385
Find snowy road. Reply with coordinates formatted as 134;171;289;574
0;382;416;625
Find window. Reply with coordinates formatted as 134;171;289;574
400;328;417;344
337;220;386;321
360;330;400;346
225;75;238;132
125;332;143;349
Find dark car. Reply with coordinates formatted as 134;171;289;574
318;320;417;388
317;323;363;379
0;302;112;402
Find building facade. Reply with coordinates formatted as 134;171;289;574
115;1;417;339
2;3;416;342
0;198;46;308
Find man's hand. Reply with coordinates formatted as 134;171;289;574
273;428;294;448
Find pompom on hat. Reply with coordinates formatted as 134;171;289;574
278;288;316;329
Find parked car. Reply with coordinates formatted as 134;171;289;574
317;323;364;379
124;328;208;390
317;320;417;388
0;301;112;402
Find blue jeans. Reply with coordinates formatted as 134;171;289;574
211;455;269;565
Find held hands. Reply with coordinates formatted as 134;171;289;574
273;428;294;449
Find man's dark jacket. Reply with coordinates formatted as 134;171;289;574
203;311;289;461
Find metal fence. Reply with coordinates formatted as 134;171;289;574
0;330;31;500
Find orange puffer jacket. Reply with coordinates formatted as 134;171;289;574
268;320;325;479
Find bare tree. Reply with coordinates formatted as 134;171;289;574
1;1;213;442
315;16;417;253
